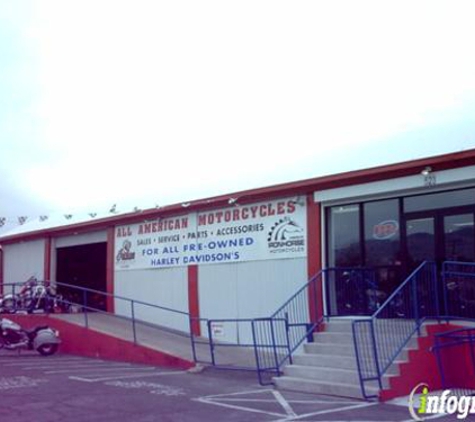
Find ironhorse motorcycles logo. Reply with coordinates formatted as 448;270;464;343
267;217;305;254
408;383;475;420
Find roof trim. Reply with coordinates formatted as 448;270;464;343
1;148;474;243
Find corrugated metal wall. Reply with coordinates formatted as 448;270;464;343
2;239;45;284
198;257;308;343
114;267;189;333
54;231;107;248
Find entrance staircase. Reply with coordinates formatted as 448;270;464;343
273;319;416;399
3;261;474;401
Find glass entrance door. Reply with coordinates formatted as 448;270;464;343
405;210;475;271
406;216;436;269
443;213;475;262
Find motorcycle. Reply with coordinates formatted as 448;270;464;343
0;318;61;356
0;278;69;314
0;277;39;313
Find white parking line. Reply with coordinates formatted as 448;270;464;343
272;390;297;417
195;396;287;418
69;370;187;383
21;363;135;370
195;389;377;421
45;366;156;374
271;402;377;421
195;389;296;419
0;357;93;366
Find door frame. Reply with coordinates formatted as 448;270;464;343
402;205;475;273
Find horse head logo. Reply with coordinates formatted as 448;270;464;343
268;217;304;242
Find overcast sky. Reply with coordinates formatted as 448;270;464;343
1;0;475;232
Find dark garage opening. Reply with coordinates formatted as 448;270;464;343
56;242;107;310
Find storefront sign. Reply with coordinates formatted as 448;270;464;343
373;220;399;240
115;197;307;270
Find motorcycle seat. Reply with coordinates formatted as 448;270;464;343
26;326;49;335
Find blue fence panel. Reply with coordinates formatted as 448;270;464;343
352;261;438;399
252;318;291;385
433;328;475;395
443;261;475;319
324;268;376;317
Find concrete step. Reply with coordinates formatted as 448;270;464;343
385;360;405;376
292;353;357;370
274;376;379;399
322;320;355;333
284;365;360;385
312;332;353;344
304;341;355;356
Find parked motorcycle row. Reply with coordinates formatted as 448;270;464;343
0;277;71;315
0;278;63;356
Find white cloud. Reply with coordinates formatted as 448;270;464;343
2;0;475;214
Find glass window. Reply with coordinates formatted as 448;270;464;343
328;205;361;267
406;217;436;264
404;188;475;213
444;214;475;262
364;199;400;266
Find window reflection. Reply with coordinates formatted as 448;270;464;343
328;205;361;267
364;199;400;267
405;188;475;213
444;214;475;262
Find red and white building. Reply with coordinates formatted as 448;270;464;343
1;148;475;344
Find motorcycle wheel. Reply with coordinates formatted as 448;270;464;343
1;297;17;314
37;344;58;356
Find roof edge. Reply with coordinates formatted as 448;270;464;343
1;148;474;243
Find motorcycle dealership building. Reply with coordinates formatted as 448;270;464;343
0;148;475;343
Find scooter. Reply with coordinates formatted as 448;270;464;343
0;318;61;356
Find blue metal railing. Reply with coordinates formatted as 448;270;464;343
352;261;438;399
0;280;199;356
442;261;475;319
188;272;324;384
251;271;325;384
199;267;383;385
433;327;475;394
324;267;378;317
7;261;472;393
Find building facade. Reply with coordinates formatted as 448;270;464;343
1;149;474;343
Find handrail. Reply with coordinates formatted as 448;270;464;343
442;261;475;319
270;272;321;318
0;280;194;347
247;267;377;384
432;326;475;391
1;280;190;316
352;261;438;399
372;261;427;319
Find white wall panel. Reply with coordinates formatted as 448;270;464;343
54;231;107;248
199;258;308;343
114;267;188;333
3;240;45;285
314;165;475;204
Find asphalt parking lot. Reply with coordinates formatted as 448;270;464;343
0;352;456;422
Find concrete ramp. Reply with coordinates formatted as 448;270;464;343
5;313;258;371
6;313;195;369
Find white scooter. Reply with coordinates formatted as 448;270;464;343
0;318;61;356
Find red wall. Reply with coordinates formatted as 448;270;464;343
381;323;475;401
7;314;194;370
